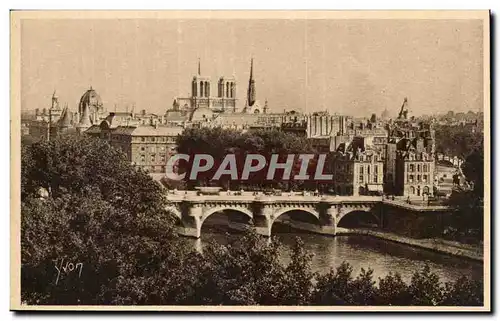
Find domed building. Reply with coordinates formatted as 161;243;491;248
78;86;105;124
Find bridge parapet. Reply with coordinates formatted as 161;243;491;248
165;193;383;204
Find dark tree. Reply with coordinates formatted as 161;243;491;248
21;135;181;304
445;146;484;242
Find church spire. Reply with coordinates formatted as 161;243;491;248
198;58;201;75
247;58;256;107
249;57;253;80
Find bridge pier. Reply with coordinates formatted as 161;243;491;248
177;225;200;238
177;203;203;239
319;205;338;235
253;205;273;237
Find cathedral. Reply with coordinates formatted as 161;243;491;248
173;59;239;114
167;58;269;125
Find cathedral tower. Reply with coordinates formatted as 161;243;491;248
191;59;211;109
175;59;240;114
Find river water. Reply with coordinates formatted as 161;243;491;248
186;221;483;285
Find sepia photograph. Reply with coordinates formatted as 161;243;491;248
10;10;490;311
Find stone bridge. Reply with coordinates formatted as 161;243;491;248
165;194;386;238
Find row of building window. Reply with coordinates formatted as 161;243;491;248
357;155;381;162
358;174;380;184
359;164;379;175
138;154;167;163
139;146;167;153
409;185;431;195
406;154;431;161
138;136;176;143
407;174;429;183
407;163;430;172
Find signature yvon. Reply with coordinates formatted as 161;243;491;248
54;258;83;285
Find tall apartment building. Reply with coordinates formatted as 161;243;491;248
332;138;385;196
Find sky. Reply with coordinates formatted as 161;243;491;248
20;18;484;117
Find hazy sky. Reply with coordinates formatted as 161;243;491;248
21;18;484;116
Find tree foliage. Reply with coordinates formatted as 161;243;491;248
445;145;484;242
461;148;484;198
21;135;180;304
434;124;483;159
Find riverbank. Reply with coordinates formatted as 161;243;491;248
336;227;483;262
276;220;481;262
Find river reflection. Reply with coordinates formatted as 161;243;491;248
186;227;483;284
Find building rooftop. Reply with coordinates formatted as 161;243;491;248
85;125;102;134
86;124;184;137
211;113;261;127
102;112;136;128
131;125;184;137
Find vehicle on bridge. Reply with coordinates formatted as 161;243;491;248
195;186;222;195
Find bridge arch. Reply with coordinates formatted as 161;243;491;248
337;209;380;228
200;206;254;225
271;207;320;225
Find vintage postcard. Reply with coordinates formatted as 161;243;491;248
10;10;490;311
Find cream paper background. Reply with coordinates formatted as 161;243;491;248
10;10;491;312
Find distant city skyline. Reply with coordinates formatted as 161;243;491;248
21;18;484;117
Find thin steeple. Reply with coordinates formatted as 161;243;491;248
247;58;256;107
198;58;201;75
250;58;253;80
